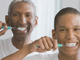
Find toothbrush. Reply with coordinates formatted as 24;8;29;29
58;44;63;47
36;44;63;48
36;43;77;48
1;26;13;29
1;26;27;31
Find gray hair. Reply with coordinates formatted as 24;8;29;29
8;0;37;17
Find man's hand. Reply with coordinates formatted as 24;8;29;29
29;36;58;53
0;21;8;36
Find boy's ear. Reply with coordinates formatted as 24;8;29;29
52;29;57;39
5;15;10;26
34;16;38;27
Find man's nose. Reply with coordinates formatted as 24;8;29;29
18;15;27;24
66;30;75;39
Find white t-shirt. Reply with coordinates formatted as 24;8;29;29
0;37;54;60
23;53;59;60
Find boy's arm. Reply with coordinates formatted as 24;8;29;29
1;45;31;60
1;36;58;60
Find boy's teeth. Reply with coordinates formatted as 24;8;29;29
65;43;77;47
17;27;26;31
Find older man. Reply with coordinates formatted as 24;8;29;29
0;0;53;60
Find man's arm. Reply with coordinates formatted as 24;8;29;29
1;45;31;60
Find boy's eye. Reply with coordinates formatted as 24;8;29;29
74;28;80;31
60;29;66;31
13;14;19;16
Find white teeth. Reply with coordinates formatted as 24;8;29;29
17;27;26;31
65;43;77;47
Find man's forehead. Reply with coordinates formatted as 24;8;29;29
11;2;34;13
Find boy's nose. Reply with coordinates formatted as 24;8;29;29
66;30;75;39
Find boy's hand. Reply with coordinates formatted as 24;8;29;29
29;36;58;53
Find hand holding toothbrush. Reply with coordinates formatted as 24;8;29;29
28;36;58;53
0;21;8;36
28;36;75;53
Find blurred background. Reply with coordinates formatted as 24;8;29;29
0;0;80;53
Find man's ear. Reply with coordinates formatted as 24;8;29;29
34;16;38;27
5;15;10;26
52;29;57;39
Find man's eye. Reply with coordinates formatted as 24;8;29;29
26;14;32;17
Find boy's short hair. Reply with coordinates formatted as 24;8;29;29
54;7;80;31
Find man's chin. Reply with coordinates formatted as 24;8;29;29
13;34;26;39
14;36;27;40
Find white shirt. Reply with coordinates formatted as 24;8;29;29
0;37;19;59
0;37;53;60
23;53;59;60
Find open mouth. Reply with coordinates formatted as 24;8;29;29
64;42;78;47
16;27;28;33
17;27;27;31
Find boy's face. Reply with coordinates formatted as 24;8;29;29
53;14;80;56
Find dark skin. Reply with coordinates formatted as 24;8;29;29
5;2;38;49
52;14;80;60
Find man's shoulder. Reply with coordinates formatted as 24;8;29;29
0;37;12;47
0;39;4;47
0;37;12;59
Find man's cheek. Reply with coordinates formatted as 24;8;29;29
11;21;17;27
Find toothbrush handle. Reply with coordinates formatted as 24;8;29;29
58;44;62;47
36;44;63;48
1;26;11;29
